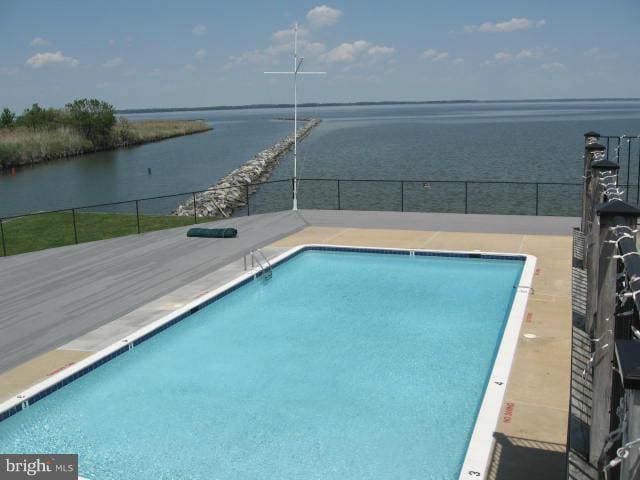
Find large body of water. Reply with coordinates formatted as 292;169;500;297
1;100;640;217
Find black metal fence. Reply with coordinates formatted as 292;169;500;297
293;179;581;216
600;134;640;205
0;177;582;257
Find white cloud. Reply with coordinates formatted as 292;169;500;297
515;49;542;59
494;52;514;62
225;8;376;70
224;26;316;67
453;57;464;64
583;47;618;60
30;37;50;47
25;51;79;68
224;50;270;69
0;66;19;75
584;47;600;57
486;49;542;64
421;49;437;59
272;27;308;43
102;57;123;68
306;5;342;28
368;46;396;57
192;24;206;36
541;62;567;71
303;42;326;56
184;64;196;72
464;18;546;33
320;40;370;63
319;40;394;64
318;40;396;63
421;49;449;61
195;49;207;60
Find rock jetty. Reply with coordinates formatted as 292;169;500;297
173;118;320;219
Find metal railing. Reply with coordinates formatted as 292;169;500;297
572;131;640;480
0;177;583;257
295;178;581;216
599;134;640;205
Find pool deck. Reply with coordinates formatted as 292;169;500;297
0;209;576;479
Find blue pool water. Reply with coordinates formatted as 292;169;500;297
0;250;523;479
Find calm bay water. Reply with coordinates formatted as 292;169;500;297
1;100;640;217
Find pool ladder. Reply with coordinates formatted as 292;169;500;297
248;249;272;279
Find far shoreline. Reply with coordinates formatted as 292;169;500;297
118;97;640;115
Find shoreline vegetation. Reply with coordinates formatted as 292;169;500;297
0;99;211;169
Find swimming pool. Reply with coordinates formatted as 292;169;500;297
0;245;535;479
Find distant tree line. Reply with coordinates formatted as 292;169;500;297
0;99;117;147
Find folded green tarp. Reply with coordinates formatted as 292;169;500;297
187;227;238;238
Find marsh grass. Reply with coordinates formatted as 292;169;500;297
125;120;212;143
0;119;211;168
0;126;91;167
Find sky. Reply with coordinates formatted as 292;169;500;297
1;0;639;111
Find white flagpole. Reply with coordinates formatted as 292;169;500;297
265;22;325;211
293;23;298;210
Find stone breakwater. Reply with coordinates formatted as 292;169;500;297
173;118;320;218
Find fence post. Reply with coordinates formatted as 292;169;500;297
464;181;468;214
71;209;78;244
615;341;640;480
585;159;619;335
637;141;640;204
582;132;603;232
0;218;5;257
135;200;141;234
243;185;249;216
582;140;607;334
626;138;632;202
192;192;197;224
337;180;341;210
590;200;640;465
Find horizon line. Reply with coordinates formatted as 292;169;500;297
117;97;640;115
116;97;640;114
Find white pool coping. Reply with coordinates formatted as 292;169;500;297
0;244;535;480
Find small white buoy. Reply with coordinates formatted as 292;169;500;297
523;333;537;339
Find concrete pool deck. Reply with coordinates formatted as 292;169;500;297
0;209;576;479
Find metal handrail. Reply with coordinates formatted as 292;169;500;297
250;249;272;279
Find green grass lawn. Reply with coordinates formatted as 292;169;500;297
0;211;218;256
